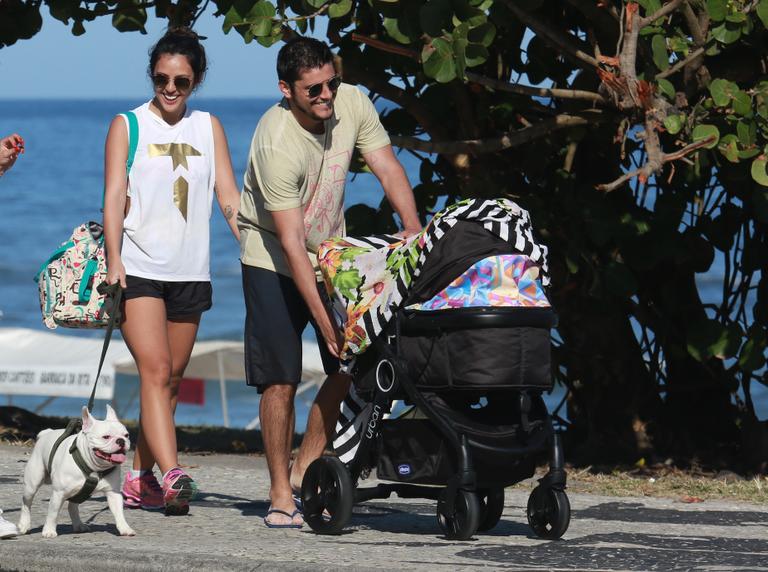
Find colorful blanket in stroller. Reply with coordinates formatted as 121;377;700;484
406;254;550;311
317;198;549;359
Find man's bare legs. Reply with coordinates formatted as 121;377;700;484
289;372;351;492
260;383;301;526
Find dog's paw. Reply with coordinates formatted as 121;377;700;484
17;522;29;535
118;526;136;537
41;527;58;539
72;523;91;533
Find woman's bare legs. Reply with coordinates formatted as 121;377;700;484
123;297;200;474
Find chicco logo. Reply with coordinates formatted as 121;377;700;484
397;464;412;476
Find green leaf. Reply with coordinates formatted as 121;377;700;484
668;36;689;54
758;0;768;29
422;37;457;83
687;319;722;361
467;21;496;47
246;1;276;37
718;133;740;163
306;0;325;7
706;0;727;21
112;3;147;33
692;124;720;149
737;120;756;146
687;319;740;361
663;113;685;135
708;78;737;107
383;17;412;44
223;4;245;34
651;35;669;71
752;155;768;186
738;327;767;372
334;269;362;300
464;43;489;67
731;90;753;117
657;78;675;99
329;0;353;19
711;21;742;44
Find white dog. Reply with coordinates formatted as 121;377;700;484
18;405;135;538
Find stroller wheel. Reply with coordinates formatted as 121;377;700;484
436;488;480;540
477;487;505;532
526;486;570;539
301;456;353;535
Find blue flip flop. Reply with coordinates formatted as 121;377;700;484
292;493;303;512
264;508;303;529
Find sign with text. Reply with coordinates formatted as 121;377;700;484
0;366;114;399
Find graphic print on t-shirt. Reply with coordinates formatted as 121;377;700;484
303;148;350;250
148;143;203;221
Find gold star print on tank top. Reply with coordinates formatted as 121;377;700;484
148;143;202;221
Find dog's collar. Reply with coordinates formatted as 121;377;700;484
67;439;117;504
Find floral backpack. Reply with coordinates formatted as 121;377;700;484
35;111;138;329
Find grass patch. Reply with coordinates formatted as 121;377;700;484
513;465;768;504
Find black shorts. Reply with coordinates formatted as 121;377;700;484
124;275;212;319
242;265;340;393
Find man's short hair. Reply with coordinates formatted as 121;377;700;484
277;37;334;84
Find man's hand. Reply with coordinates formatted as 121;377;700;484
394;225;422;239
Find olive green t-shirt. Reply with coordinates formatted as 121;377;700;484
238;83;391;276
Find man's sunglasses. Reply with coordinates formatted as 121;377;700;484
152;74;193;93
306;76;341;99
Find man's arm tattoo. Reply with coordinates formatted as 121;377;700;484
224;205;235;220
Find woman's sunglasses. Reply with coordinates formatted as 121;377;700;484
152;74;193;93
306;76;341;99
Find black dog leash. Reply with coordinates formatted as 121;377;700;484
46;283;123;503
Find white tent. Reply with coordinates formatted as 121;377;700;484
0;327;326;427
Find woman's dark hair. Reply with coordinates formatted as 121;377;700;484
277;37;333;85
148;27;207;86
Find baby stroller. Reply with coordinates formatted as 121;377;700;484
300;200;570;540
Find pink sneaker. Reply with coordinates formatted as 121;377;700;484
121;471;164;511
162;467;198;516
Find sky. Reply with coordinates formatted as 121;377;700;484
0;9;286;99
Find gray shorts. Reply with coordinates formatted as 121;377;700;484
241;265;340;393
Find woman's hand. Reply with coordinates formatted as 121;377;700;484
0;133;23;176
106;258;127;289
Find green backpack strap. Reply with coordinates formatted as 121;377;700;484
123;110;139;174
101;110;139;210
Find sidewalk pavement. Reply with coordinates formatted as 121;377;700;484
0;442;766;572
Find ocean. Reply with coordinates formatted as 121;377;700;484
0;98;764;427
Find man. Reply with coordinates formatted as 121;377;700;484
238;37;421;528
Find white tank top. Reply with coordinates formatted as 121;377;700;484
120;101;216;281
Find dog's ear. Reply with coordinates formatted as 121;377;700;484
105;404;119;422
81;406;94;432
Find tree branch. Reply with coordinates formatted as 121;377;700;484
502;0;600;70
639;0;687;27
597;134;715;192
465;71;608;104
655;45;706;79
350;33;420;61
390;114;595;155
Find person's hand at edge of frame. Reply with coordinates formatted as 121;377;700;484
0;133;24;176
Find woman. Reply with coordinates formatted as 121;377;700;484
103;27;240;515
